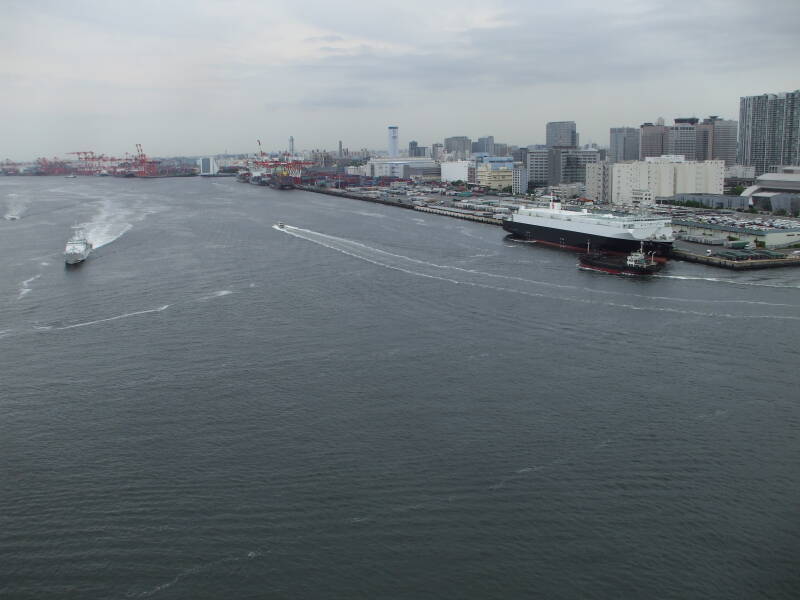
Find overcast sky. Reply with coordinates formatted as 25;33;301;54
2;0;799;159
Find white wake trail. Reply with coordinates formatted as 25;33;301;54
4;193;28;221
654;274;800;289
17;274;41;299
80;196;161;249
57;305;170;330
275;224;800;321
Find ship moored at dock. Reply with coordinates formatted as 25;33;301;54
502;202;674;258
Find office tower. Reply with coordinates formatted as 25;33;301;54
666;118;698;160
474;136;495;154
526;149;549;187
546;121;578;147
738;90;800;175
609;127;640;163
444;136;472;160
408;140;419;157
547;147;602;185
639;122;668;159
695;116;738;166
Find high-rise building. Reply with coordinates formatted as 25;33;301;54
338;140;343;157
738;90;800;175
408;140;419;157
388;126;399;157
512;165;529;195
289;136;295;155
609;127;640;163
526;149;549;187
546;121;578;147
444;136;472;160
666;118;699;160
474;136;495;154
639;122;668;159
547;147;602;186
431;143;444;160
695;116;738;166
641;117;737;164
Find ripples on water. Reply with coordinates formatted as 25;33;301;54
1;177;799;599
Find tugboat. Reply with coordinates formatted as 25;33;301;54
578;242;662;276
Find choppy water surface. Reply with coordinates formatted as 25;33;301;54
1;177;799;599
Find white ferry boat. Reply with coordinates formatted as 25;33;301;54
64;229;92;265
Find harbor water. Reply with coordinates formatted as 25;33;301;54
1;176;799;599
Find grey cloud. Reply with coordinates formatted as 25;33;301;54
305;34;345;43
286;0;800;95
266;86;396;111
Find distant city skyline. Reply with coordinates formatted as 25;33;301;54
1;0;798;159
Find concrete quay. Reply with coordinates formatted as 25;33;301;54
412;205;502;225
671;248;800;270
295;185;414;209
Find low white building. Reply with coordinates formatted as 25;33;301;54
741;168;800;214
611;156;724;206
477;164;513;190
441;160;476;184
726;165;755;179
361;157;439;179
198;157;219;176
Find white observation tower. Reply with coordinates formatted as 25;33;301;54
388;126;399;157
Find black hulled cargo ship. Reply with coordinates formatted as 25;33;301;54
502;201;674;259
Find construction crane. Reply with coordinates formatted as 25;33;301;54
35;156;70;175
132;144;158;177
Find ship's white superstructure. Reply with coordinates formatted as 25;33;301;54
64;229;92;265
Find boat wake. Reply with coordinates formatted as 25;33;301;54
197;290;234;301
3;194;27;221
56;305;170;330
17;274;41;299
654;273;800;289
79;197;160;249
275;224;800;321
132;551;261;598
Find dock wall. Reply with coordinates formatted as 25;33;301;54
671;248;800;270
